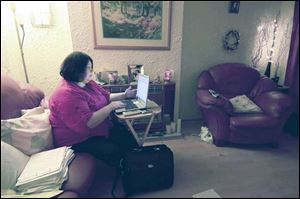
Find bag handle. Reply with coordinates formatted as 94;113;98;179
111;159;128;198
111;168;121;198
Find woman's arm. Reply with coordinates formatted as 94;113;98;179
109;86;137;102
110;92;126;101
87;101;125;128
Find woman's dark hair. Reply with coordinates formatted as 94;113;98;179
60;51;93;82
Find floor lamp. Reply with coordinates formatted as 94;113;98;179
10;3;29;83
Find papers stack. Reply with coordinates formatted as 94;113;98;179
15;147;75;195
192;189;221;198
2;190;63;198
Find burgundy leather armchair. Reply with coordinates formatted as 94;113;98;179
1;75;96;197
196;63;293;147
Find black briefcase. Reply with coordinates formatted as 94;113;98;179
112;144;174;197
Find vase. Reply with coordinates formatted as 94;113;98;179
264;62;271;78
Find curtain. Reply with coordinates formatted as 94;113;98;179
283;1;299;135
284;1;299;88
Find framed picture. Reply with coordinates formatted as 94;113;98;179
91;1;172;50
128;64;144;83
228;1;240;14
102;71;119;84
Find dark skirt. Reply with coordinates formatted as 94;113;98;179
72;120;139;167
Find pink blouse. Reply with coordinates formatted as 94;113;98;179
49;79;111;147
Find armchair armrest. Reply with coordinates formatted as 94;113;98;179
254;91;293;118
196;89;233;114
250;77;277;99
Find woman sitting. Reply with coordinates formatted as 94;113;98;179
49;51;138;167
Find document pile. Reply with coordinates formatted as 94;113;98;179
15;147;75;195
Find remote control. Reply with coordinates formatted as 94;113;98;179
208;89;219;98
122;110;141;116
115;108;126;114
140;109;152;114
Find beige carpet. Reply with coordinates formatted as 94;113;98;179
88;126;299;198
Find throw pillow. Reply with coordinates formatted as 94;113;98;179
1;107;53;155
229;94;262;113
1;141;29;190
39;97;49;109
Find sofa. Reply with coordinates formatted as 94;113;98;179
1;75;96;197
196;63;293;147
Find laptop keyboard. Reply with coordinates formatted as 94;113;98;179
121;100;138;109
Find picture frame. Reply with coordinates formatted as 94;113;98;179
91;1;172;50
128;64;144;83
102;70;119;84
228;1;240;14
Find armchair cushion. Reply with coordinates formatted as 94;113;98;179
253;91;292;118
197;89;233;114
230;113;278;128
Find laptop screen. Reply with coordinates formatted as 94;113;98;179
136;74;149;103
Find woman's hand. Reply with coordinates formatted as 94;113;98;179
125;86;137;99
108;101;126;111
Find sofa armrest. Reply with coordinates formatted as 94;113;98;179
62;153;96;197
196;89;233;114
254;91;293;118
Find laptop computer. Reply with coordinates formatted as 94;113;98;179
115;74;150;113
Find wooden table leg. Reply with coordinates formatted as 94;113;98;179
142;113;155;143
125;119;142;146
124;113;156;147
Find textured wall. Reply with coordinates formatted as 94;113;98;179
180;1;294;120
1;2;73;96
1;2;26;83
68;1;184;120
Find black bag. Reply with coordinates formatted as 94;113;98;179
112;144;174;197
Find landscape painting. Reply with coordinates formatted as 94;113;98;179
91;1;171;50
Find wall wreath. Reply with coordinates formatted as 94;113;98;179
223;30;240;51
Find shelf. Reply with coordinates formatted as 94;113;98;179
137;132;182;142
